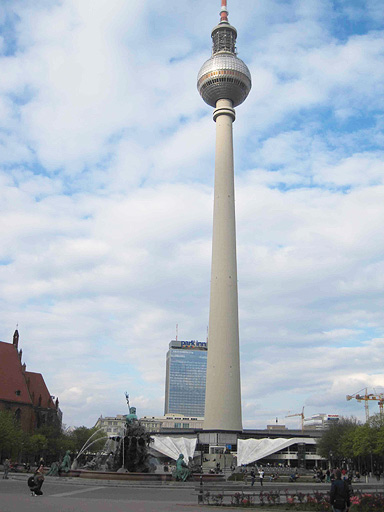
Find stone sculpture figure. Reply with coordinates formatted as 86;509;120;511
188;456;202;473
126;406;138;424
60;450;72;473
106;452;115;471
174;454;191;482
47;461;60;476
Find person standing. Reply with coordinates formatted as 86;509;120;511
250;469;255;487
330;469;350;512
259;468;264;487
3;458;10;479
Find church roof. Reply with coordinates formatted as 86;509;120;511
0;341;32;405
25;371;56;409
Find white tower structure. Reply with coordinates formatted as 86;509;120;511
197;0;251;431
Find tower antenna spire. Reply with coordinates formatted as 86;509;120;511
220;0;228;22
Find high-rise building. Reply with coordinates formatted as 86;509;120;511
197;0;251;431
164;340;207;417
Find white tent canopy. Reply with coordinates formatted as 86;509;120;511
237;437;317;466
151;436;197;462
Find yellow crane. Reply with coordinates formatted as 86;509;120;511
346;388;384;422
286;406;305;431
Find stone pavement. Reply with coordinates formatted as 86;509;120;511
1;476;202;512
2;473;383;512
0;475;296;512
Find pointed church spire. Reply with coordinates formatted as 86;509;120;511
13;328;19;349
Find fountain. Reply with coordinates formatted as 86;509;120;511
64;394;161;480
86;394;154;473
55;394;223;482
71;429;109;470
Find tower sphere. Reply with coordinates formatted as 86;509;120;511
197;53;251;108
197;17;251;108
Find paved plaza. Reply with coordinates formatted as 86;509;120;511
2;474;383;512
2;476;201;512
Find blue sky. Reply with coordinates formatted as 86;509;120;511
1;0;384;429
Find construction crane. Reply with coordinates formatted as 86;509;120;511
286;406;305;431
346;388;384;422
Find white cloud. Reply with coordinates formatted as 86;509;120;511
1;0;384;429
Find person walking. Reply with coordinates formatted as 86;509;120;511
250;469;255;486
330;469;350;512
3;458;10;479
259;468;264;487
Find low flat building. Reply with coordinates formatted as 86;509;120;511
267;423;287;430
141;414;204;432
152;426;325;469
94;412;204;436
94;412;328;469
304;413;340;430
94;414;127;436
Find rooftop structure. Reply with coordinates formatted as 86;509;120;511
303;413;340;430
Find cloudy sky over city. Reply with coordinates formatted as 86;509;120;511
1;0;384;429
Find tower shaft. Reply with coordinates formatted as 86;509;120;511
198;0;251;432
204;99;242;431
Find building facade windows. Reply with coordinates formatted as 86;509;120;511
164;340;207;417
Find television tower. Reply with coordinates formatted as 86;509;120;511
197;0;251;431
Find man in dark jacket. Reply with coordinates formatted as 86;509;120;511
330;469;350;512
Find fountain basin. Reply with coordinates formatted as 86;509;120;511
61;470;224;482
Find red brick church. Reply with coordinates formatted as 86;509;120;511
0;330;62;432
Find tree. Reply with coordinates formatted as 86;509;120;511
353;424;376;457
0;410;24;460
367;414;384;473
368;414;384;430
317;417;360;465
28;434;48;462
65;426;106;458
35;424;67;463
375;423;384;455
339;428;355;461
